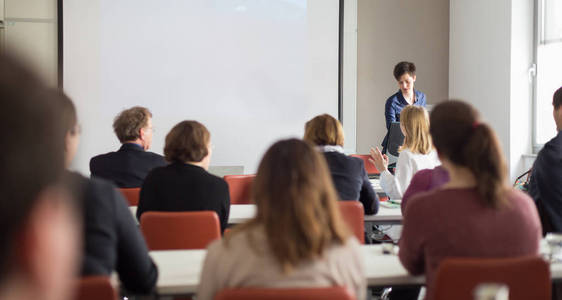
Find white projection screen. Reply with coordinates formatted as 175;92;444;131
64;0;340;174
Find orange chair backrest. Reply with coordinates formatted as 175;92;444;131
118;187;141;206
350;154;379;175
140;211;221;250
74;276;117;300
215;286;356;300
224;175;255;204
434;256;550;300
338;201;364;244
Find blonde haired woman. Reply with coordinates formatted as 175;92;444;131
371;105;440;200
197;139;365;300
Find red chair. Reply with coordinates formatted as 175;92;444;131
434;256;551;300
338;201;365;244
74;276;117;300
350;154;379;175
140;211;221;250
118;187;140;206
224;175;255;204
215;286;356;300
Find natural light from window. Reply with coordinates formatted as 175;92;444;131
535;42;562;145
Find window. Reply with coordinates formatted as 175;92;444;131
533;0;562;150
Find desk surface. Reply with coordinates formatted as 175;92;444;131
129;204;402;225
149;245;424;296
149;244;562;296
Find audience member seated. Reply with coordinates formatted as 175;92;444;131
0;54;80;300
304;114;379;215
90;106;166;187
137;120;230;231
60;96;158;294
529;86;562;235
370;105;440;201
196;139;365;300
398;100;542;300
401;166;449;214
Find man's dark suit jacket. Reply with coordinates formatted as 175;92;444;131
66;171;158;294
137;162;231;231
322;151;380;215
529;131;562;234
90;143;167;188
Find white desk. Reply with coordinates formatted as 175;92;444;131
149;245;423;296
148;245;562;297
129;204;403;225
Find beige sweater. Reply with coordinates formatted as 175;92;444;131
196;226;366;300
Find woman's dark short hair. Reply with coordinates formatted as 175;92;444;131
164;120;210;163
113;106;152;143
554;86;562;109
393;61;416;80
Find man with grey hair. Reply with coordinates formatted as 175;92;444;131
90;106;166;188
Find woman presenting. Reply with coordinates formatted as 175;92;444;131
382;61;426;153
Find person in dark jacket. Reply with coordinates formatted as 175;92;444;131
90;106;166;188
529;86;562;234
137;120;230;232
304;114;379;215
60;94;158;294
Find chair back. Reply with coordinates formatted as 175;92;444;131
74;276;117;300
338;201;364;244
118;187;141;206
350;154;379;175
140;211;221;250
215;286;356;300
434;256;551;300
224;175;255;204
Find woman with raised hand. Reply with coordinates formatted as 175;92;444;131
197;139;366;300
370;105;440;200
304;114;379;215
399;100;541;300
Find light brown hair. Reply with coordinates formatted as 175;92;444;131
304;114;344;146
430;100;508;208
113;106;152;143
399;105;433;154
228;139;350;272
164;120;210;163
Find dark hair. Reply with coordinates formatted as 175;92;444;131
304;114;344;146
393;61;416;80
0;54;67;281
164;120;210;163
227;139;349;272
554;86;562;109
113;106;152;143
430;100;508;208
59;93;78;134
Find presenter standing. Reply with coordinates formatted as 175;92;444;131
381;61;426;153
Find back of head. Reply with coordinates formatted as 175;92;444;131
304;114;344;146
400;105;432;154
113;106;152;143
430;100;507;208
0;54;66;281
250;138;349;272
554;86;562;109
164;120;210;163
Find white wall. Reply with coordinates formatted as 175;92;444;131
356;0;449;154
450;0;534;182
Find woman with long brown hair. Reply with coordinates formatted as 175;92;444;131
398;100;541;300
197;139;365;300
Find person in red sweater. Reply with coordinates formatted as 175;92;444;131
398;100;542;300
